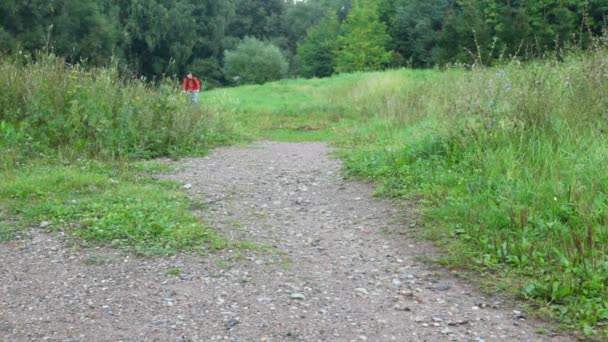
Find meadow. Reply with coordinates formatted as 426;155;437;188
2;50;608;335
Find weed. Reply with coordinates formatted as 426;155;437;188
166;268;182;276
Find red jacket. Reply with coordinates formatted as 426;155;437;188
182;76;201;92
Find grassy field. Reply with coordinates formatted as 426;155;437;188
202;51;608;337
2;50;608;336
202;69;444;142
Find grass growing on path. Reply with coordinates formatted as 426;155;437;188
206;50;608;337
0;160;231;255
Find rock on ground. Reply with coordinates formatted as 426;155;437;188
1;141;572;341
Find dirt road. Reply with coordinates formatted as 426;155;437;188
1;142;571;341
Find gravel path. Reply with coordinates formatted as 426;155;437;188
1;141;572;341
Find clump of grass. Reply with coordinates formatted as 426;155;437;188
166;267;182;276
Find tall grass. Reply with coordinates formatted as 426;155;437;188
0;53;242;255
338;51;608;334
0;53;239;169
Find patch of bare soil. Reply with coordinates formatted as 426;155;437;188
1;142;573;341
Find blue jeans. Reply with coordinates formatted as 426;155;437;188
185;91;199;104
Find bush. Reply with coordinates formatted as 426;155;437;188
223;37;289;85
0;53;240;167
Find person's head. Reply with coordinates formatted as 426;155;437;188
186;72;193;79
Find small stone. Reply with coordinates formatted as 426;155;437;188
224;319;239;330
447;320;469;326
39;221;52;228
432;317;443;322
440;327;452;335
290;293;306;300
414;316;425;323
354;288;369;296
183;184;192;189
392;279;402;286
394;305;411;312
513;310;527;319
435;282;451;291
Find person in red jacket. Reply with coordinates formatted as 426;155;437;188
182;72;201;104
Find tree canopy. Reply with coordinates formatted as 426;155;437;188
1;0;605;83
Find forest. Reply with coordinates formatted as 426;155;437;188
1;0;607;86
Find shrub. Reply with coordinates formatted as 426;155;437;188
0;53;240;167
223;37;289;85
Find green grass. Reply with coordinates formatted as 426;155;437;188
3;48;608;336
0;160;233;255
166;267;182;276
201;70;440;141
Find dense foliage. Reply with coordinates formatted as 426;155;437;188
1;0;605;82
224;37;289;84
0;54;239;165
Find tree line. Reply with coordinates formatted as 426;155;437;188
1;0;606;85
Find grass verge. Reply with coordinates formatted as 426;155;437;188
0;159;241;256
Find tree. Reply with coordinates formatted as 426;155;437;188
114;0;235;79
223;37;288;84
0;0;117;63
296;12;340;78
226;0;284;40
282;1;327;58
334;2;391;73
436;0;493;65
391;0;450;67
